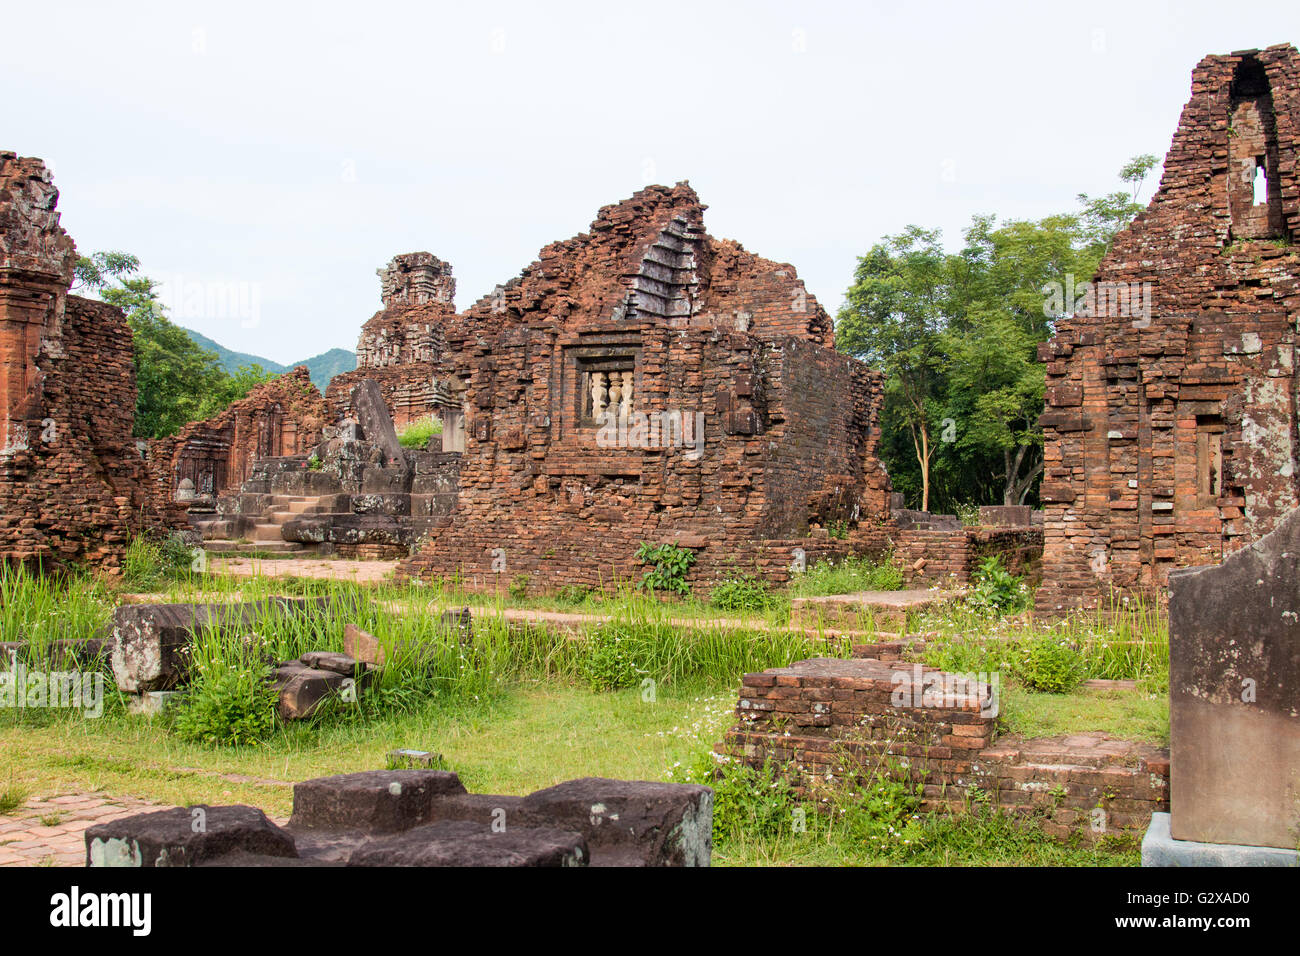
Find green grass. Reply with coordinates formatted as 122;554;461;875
789;554;906;596
920;596;1169;691
999;685;1169;745
0;559;1171;866
397;415;444;449
0;681;735;818
0;563;115;662
0;680;1140;865
0;780;29;815
715;807;1140;866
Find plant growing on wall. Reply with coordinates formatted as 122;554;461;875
967;555;1030;614
634;542;697;596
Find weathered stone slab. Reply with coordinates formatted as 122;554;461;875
351;379;406;468
1142;813;1299;867
343;622;445;666
86;806;297;867
518;777;712;866
343;622;385;665
347;820;588;867
275;666;348;720
126;690;185;717
111;596;330;693
89;770;714;867
978;505;1033;527
288;770;468;832
790;589;959;629
299;650;360;676
1169;505;1300;850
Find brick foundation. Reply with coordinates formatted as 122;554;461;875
892;525;1043;586
717;657;1169;840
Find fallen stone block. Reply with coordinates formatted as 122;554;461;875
346;820;588;867
441;607;472;644
517;777;713;866
343;622;439;667
387;748;445;769
300;650;362;676
111;596;331;693
288;770;468;832
343;622;384;665
90;770;714;867
127;690;186;717
86;806;297;867
274;666;349;720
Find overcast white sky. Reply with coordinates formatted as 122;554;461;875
5;1;1299;364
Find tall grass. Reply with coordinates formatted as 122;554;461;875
921;595;1169;689
157;571;852;741
0;562;114;653
397;415;443;449
790;554;905;596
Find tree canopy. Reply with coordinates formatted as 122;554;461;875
74;252;278;439
837;154;1159;513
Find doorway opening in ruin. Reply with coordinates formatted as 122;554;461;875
1228;56;1286;240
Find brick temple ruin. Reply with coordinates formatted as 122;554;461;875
148;366;329;503
0;143;1042;588
185;183;1042;589
1037;44;1300;612
0;153;159;569
329;184;900;592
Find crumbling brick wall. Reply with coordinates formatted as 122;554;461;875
1037;45;1300;613
893;526;1043;586
148;366;330;504
0;152;157;569
717;658;1169;840
361;183;892;593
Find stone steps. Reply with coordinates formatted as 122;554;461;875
202;540;315;557
197;494;327;558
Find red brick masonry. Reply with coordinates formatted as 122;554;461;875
1038;45;1300;611
717;657;1169;840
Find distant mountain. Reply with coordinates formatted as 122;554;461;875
182;328;356;393
185;328;287;375
297;349;357;391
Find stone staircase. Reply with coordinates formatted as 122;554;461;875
202;495;325;556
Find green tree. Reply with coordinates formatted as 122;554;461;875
838;227;951;511
74;251;276;438
1075;152;1159;253
838;154;1160;513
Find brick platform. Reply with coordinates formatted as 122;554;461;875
717;657;1169;840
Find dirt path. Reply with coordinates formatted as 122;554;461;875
209;556;399;583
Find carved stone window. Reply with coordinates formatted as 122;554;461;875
579;358;635;426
